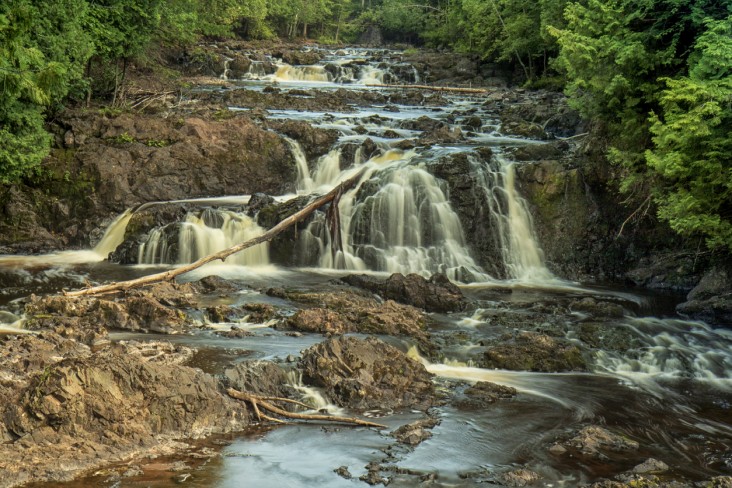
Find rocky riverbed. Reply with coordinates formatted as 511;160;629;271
0;43;731;487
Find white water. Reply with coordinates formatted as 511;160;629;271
286;371;345;415
138;209;268;266
473;154;555;282
594;317;732;392
299;149;490;282
283;136;314;193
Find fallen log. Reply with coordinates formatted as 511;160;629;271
64;169;366;297
227;388;387;429
365;83;488;94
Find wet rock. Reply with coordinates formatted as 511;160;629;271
455;381;517;409
462;115;482;130
191;275;240;294
278;49;323;66
206;305;238;323
247;193;276;217
341;273;467;313
419;125;464;145
577;322;640;352
283;289;434;354
510;141;569;162
360;464;389;486
242;303;276;323
632;458;669;474
482;331;587;372
334;466;352;480
109;204;187;263
499;469;540;487
268;120;339;161
399;116;446;132
391;418;439;446
256;195;314;266
299;336;435;410
676;267;732;325
223;360;291;398
287;308;349;334
570;297;625;318
215;326;253;338
25;284;194;335
562;425;639;459
501;118;547;139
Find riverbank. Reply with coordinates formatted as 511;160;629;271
0;42;730;487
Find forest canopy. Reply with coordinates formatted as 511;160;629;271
0;0;730;249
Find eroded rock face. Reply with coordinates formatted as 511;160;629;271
0;335;248;487
299;336;435;410
0;112;299;252
341;273;467;313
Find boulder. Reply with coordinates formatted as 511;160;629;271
223;360;292;398
676;267;732;325
482;331;587;372
341;272;467;313
561;425;639;459
455;381;517;409
299;336;435;410
282;289;433;354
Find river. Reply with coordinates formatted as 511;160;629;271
3;47;731;487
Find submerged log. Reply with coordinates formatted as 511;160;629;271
64;169;366;297
365;83;488;94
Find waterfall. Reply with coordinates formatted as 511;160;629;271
301;150;489;282
93;209;133;258
473;154;554;282
273;65;331;82
220;57;233;80
283;136;314;193
138;209;268;266
356;66;385;85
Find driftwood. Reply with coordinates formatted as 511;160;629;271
365;83;488;94
227;388;386;429
64;169;366;297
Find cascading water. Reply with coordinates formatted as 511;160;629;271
472;153;555;282
283;136;314;193
138;209;268;266
300;149;490;282
273;65;331;82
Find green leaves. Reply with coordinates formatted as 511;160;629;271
645;16;732;249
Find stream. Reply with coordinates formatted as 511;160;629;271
2;47;731;486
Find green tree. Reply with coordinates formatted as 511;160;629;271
0;1;93;184
646;17;732;249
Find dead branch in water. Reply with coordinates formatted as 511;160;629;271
64;169;366;297
227;388;386;429
365;83;487;94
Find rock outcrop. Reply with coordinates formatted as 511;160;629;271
299;336;435;410
341;272;467;313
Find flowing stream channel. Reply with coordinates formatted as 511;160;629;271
1;47;731;486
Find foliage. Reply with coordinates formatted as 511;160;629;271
645;17;732;249
0;1;92;185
